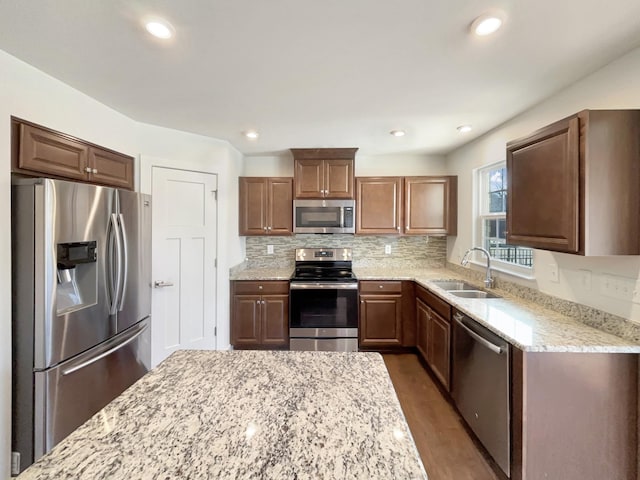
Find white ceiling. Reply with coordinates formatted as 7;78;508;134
1;1;640;157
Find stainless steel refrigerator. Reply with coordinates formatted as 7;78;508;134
11;178;152;474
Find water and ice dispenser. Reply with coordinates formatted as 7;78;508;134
56;241;97;313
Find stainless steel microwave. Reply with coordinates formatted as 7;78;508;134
293;199;355;234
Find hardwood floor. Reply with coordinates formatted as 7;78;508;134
383;353;500;480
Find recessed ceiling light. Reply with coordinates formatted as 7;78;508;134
145;20;174;39
390;130;406;137
244;130;259;140
457;125;473;133
470;12;504;36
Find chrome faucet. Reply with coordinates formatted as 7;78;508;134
461;247;494;289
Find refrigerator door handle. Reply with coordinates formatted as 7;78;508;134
109;213;124;315
117;213;129;311
61;322;148;376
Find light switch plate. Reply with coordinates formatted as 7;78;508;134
579;270;592;290
267;245;274;255
385;244;392;255
549;263;559;283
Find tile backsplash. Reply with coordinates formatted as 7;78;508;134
245;235;446;268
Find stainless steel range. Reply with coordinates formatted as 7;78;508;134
289;248;358;351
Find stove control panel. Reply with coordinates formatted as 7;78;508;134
295;248;352;262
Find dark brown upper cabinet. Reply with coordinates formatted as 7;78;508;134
404;177;457;235
238;177;293;236
356;177;403;234
506;110;640;255
291;148;357;199
12;118;134;190
356;176;457;235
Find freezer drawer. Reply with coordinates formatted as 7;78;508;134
31;318;150;467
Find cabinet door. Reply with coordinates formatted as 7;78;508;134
404;176;457;235
507;117;579;253
356;177;402;234
324;159;354;199
88;147;134;190
267;178;293;235
359;294;402;347
18;123;88;180
427;309;451;391
416;299;429;361
232;295;261;346
261;294;289;346
239;177;267;235
294;159;324;198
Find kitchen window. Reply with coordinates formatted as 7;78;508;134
476;162;534;274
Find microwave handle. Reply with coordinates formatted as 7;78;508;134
340;207;345;228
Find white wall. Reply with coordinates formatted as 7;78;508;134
0;50;244;478
446;45;640;321
243;153;448;177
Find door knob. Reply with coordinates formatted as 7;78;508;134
154;280;174;288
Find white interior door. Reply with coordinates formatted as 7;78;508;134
151;167;217;366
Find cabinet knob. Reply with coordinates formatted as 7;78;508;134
256;300;260;305
263;227;267;231
397;226;400;231
258;285;263;290
379;285;383;289
85;167;92;173
92;168;98;174
267;226;272;231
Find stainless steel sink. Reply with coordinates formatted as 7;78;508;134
449;290;501;299
431;280;479;291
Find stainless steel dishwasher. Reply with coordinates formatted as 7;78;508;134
452;310;510;477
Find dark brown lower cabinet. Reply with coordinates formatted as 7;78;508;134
416;286;452;391
359;281;403;348
511;349;638;480
359;294;402;348
426;307;450;390
416;297;451;391
231;281;289;349
416;299;429;359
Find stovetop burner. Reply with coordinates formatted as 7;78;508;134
290;248;356;283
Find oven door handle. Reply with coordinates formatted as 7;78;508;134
290;282;358;290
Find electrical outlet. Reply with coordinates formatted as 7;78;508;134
385;244;392;255
601;274;635;301
549;263;559;283
633;281;640;304
267;245;274;255
579;270;592;290
11;452;20;476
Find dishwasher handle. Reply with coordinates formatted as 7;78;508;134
454;313;504;355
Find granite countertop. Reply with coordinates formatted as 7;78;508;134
229;265;640;352
355;267;640;353
230;266;293;281
18;350;428;480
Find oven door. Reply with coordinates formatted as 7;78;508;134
289;283;358;334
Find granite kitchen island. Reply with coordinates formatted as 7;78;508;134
18;350;428;480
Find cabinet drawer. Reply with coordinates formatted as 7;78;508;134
359;280;402;294
233;281;289;295
416;285;451;321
